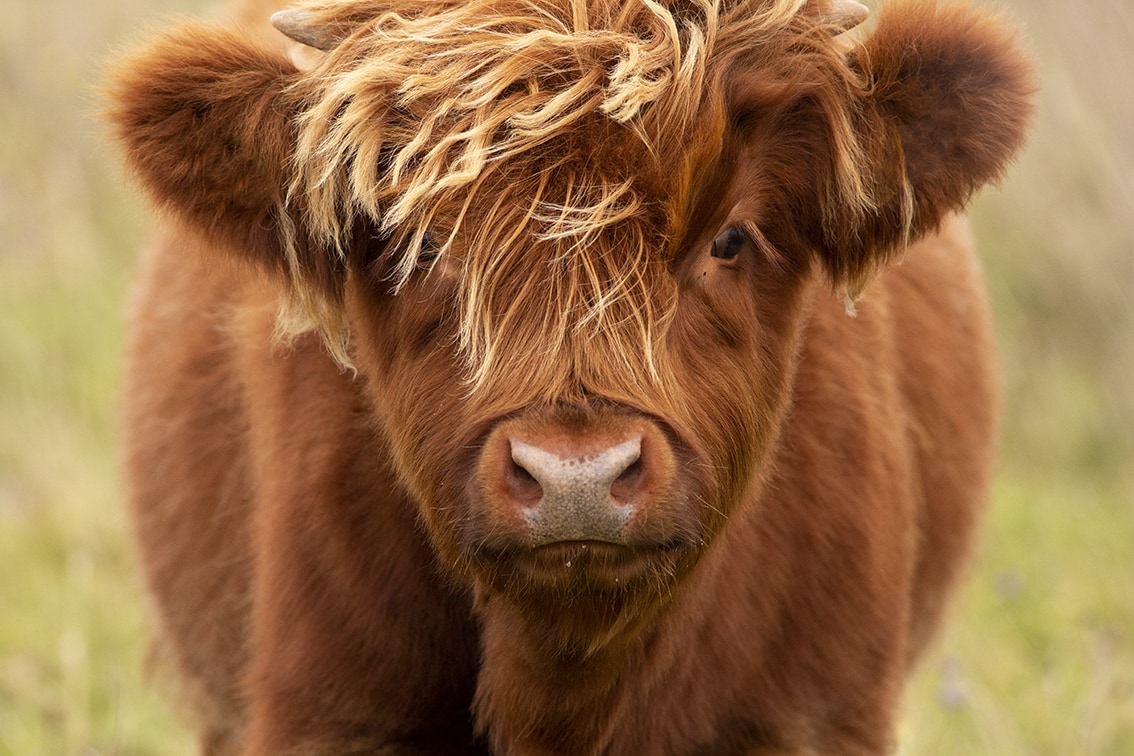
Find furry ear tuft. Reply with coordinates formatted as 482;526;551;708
863;0;1036;226
820;0;1037;287
103;22;331;280
104;22;360;361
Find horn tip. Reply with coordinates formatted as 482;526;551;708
271;9;332;50
823;0;870;33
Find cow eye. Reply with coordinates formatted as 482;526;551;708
417;231;439;267
710;226;746;260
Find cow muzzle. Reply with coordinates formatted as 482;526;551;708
470;409;699;561
508;435;642;546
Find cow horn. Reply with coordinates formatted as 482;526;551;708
819;0;870;33
270;9;339;51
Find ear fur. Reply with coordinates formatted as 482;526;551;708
104;22;338;285
821;0;1036;287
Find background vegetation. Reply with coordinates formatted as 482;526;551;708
1;0;1131;753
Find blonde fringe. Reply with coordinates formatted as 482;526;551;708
273;0;888;382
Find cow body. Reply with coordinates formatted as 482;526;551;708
108;0;1032;753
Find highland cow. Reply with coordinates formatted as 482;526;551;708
106;0;1034;752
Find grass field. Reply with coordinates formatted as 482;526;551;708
2;0;1132;753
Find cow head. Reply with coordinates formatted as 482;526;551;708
107;0;1032;644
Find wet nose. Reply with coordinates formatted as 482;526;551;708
506;436;644;545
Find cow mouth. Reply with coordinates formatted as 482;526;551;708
470;537;696;592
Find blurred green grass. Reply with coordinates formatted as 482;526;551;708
1;0;1131;753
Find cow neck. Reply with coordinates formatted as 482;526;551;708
471;574;711;754
473;592;643;754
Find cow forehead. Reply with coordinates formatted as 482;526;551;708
289;0;818;268
435;158;685;397
278;0;855;381
420;132;689;262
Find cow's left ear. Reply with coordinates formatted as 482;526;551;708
816;1;1036;290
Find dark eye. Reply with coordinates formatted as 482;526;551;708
417;231;440;266
710;226;746;260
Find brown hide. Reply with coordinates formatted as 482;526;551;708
107;0;1033;753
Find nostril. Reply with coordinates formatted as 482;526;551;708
614;457;643;486
507;456;543;506
511;459;537;484
610;453;645;505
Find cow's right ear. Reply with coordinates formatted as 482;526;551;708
105;23;324;279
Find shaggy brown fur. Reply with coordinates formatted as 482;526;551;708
106;0;1034;753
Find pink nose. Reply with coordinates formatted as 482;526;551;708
505;435;646;546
